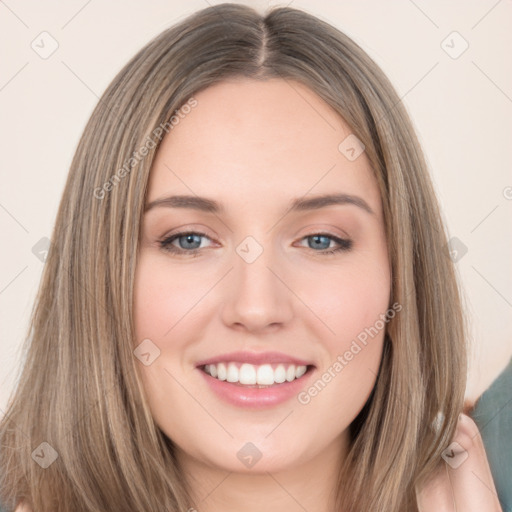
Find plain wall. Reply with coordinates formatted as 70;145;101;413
1;0;511;416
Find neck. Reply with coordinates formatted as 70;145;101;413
177;433;349;512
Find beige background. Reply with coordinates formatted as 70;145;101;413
1;0;511;416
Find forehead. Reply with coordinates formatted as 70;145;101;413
147;78;381;215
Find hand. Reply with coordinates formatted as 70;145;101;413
14;503;31;512
417;413;503;511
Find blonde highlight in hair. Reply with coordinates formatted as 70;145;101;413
0;4;467;511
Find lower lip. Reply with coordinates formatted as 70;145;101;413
197;366;316;409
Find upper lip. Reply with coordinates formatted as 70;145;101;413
195;351;315;368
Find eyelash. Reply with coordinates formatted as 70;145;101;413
158;231;353;257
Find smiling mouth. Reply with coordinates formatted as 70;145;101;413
200;362;315;387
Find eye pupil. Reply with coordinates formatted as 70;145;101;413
309;235;330;250
161;231;350;256
179;234;202;249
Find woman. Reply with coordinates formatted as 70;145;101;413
0;3;502;511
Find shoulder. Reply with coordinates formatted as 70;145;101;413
470;359;512;510
417;413;503;511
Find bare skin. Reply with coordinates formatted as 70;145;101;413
417;413;503;511
15;79;501;511
134;78;389;512
132;79;502;512
17;413;501;511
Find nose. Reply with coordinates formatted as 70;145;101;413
220;241;294;333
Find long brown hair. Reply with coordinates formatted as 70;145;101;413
0;3;467;510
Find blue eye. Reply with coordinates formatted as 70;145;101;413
158;231;352;256
302;234;352;254
159;231;211;255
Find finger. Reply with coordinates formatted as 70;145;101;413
444;414;502;511
416;462;455;512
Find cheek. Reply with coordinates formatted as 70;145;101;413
296;249;390;412
133;254;206;344
303;256;391;348
132;255;205;427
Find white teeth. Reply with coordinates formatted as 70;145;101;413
217;362;227;381
256;364;274;385
295;365;307;378
239;363;257;385
226;363;238;383
202;362;309;385
274;364;286;383
286;365;296;382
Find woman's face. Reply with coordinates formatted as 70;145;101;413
133;78;391;475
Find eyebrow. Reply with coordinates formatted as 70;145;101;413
144;193;375;215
